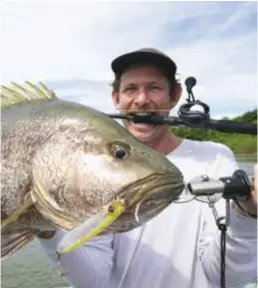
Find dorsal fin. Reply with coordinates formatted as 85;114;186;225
1;81;57;108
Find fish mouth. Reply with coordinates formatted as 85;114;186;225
108;172;185;232
134;183;178;217
118;172;183;205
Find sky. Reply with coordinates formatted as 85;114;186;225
1;1;257;119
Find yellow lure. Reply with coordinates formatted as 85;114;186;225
58;199;126;255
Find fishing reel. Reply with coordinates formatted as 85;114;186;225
177;77;210;130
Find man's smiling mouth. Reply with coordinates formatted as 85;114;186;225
127;111;159;117
125;112;159;129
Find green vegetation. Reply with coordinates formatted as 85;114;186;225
172;109;257;155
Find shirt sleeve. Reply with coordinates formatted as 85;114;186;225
199;144;257;288
37;230;114;288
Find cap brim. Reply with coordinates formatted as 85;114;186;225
111;50;177;76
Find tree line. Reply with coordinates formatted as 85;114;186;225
172;109;257;155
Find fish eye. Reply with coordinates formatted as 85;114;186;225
110;142;130;160
112;146;128;159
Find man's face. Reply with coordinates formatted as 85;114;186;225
112;64;179;143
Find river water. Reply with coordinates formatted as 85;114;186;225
1;162;256;288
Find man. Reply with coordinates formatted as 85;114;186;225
38;48;257;288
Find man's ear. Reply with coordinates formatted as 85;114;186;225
169;83;182;109
112;90;120;110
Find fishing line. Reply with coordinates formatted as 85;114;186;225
106;76;256;288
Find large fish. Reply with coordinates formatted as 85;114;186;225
1;81;185;260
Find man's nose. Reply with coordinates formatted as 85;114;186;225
134;88;150;106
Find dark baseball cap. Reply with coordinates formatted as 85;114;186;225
111;48;177;77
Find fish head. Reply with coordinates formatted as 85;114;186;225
54;105;184;231
32;104;184;232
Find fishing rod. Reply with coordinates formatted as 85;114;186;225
107;76;257;135
105;77;256;288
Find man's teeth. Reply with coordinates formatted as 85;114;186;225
133;112;153;116
129;112;155;127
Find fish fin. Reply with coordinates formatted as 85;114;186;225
1;81;57;108
57;199;126;255
1;192;35;229
1;227;37;260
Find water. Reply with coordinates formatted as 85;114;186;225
1;162;256;288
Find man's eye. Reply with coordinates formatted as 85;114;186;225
149;85;161;90
124;87;136;92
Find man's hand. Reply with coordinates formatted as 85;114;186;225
234;164;257;218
